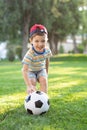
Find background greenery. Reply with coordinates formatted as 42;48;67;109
0;0;87;57
0;54;87;130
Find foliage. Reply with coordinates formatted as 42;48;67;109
0;0;82;56
82;39;87;46
48;0;81;54
0;0;21;41
0;54;87;130
76;40;87;54
7;49;15;61
15;46;22;60
77;44;84;53
79;0;87;38
59;44;64;54
6;43;15;61
68;49;74;54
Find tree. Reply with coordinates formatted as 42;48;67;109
0;0;82;56
48;0;81;54
74;0;87;53
0;0;52;57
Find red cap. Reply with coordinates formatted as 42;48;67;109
30;24;48;37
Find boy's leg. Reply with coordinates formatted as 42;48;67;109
30;78;37;87
39;76;48;93
28;71;37;90
37;69;48;93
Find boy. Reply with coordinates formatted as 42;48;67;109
22;24;52;94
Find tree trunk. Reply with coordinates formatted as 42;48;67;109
49;33;58;55
53;34;58;55
22;0;33;58
72;34;78;53
49;33;54;54
22;10;31;58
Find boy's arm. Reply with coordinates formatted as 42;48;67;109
46;58;50;74
22;64;32;86
22;64;35;93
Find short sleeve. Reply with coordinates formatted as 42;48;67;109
45;48;52;58
22;50;32;65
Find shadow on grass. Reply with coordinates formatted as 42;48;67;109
0;104;51;130
50;61;87;69
50;54;87;62
0;83;25;96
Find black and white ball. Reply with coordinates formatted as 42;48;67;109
24;91;50;115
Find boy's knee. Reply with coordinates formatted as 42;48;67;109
30;78;36;86
39;76;47;83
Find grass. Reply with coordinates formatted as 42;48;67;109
0;54;87;130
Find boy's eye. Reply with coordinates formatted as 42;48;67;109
35;40;39;42
35;40;45;43
41;40;45;42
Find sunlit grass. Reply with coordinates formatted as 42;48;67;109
0;55;87;130
0;92;26;114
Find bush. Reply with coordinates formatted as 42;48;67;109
6;43;15;61
59;45;64;54
68;50;74;54
77;44;84;53
7;49;15;61
15;46;22;60
83;40;87;46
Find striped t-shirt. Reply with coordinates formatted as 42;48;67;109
22;45;52;71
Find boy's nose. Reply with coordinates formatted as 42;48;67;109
39;44;44;47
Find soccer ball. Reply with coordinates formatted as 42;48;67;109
24;91;50;115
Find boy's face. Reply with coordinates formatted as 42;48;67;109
30;35;48;52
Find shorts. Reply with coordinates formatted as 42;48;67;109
28;69;48;80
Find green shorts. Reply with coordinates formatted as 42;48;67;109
28;69;48;80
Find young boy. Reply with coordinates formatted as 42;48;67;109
22;24;52;94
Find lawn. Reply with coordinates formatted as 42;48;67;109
0;54;87;130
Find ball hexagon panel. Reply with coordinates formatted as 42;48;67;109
25;95;31;102
27;109;33;114
35;100;43;108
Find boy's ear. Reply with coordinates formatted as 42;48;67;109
29;38;31;42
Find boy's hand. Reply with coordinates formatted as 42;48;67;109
27;86;36;94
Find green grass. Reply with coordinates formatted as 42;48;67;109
0;54;87;130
